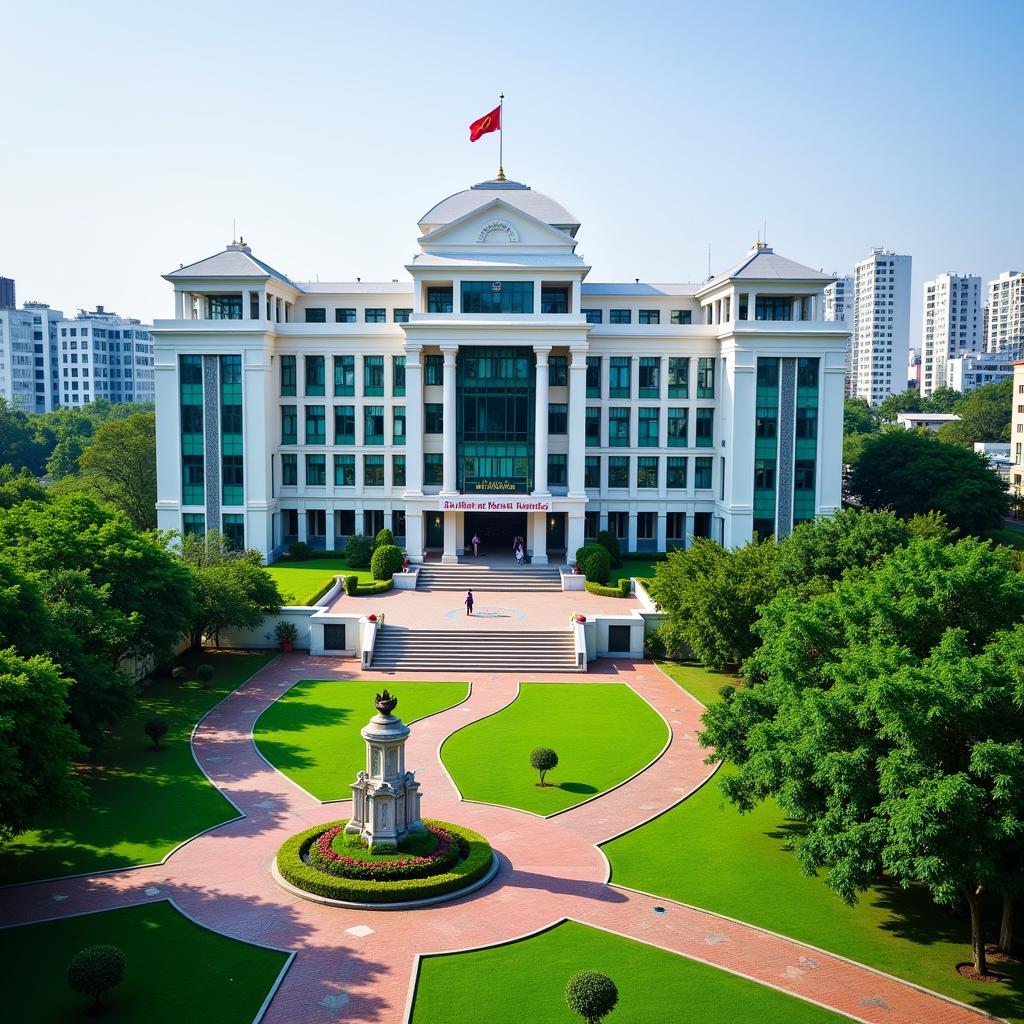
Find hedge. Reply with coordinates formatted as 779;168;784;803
584;578;631;598
298;577;342;606
276;818;493;903
370;543;404;581
357;578;393;596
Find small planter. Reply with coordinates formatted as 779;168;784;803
575;615;587;624
274;620;299;652
367;614;378;623
279;640;294;653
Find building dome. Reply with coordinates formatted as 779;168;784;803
418;178;580;237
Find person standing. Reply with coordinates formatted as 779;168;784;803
472;532;480;557
465;589;474;616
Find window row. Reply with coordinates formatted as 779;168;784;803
583;405;714;448
583;455;714;490
281;404;419;446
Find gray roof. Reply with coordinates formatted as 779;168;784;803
298;281;413;294
581;283;700;296
419;179;580;235
165;245;295;285
710;247;833;284
411;252;585;269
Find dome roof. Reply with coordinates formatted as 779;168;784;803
419;178;580;237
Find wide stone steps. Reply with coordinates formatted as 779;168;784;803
370;627;580;672
416;564;563;592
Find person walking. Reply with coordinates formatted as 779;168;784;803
471;533;480;557
465;589;474;616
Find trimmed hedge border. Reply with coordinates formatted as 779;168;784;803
276;818;493;904
585;578;632;598
357;578;393;596
301;577;341;606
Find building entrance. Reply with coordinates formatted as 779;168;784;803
463;511;527;559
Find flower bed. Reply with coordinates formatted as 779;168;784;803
308;823;462;881
276;818;494;904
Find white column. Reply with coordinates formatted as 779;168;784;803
442;509;459;564
529;511;548;565
567;512;585;564
656;511;667;552
567;347;587;495
441;345;458;493
271;295;279;323
405;512;424;564
533;280;542;314
747;291;757;321
174;290;184;319
242;290;252;320
298;508;309;543
404;345;423;494
570;278;581;314
533;346;551;494
627;510;638;554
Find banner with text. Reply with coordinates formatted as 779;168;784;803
438;497;552;513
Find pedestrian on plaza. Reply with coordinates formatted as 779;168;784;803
465;589;474;616
472;533;481;557
515;542;525;566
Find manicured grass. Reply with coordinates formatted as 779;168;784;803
411;920;848;1024
0;902;287;1023
254;680;468;800
0;651;273;885
604;664;1024;1023
267;557;374;605
441;683;668;814
656;660;741;706
986;525;1024;550
608;560;657;585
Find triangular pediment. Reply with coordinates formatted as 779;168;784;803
417;198;579;252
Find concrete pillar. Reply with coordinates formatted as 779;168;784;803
441;344;458;493
529;511;548;565
630;353;639;400
567;347;587;495
442;509;459;564
404;345;424;493
174;290;184;318
570;278;581;314
298;508;308;543
533;280;542;314
567;512;585;564
242;290;252;320
405;511;424;564
534;346;551;494
627;510;638;554
599;509;609;534
656;511;667;552
747;291;757;321
792;297;801;321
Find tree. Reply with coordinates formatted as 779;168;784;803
530;747;558;786
374;528;394;548
67;945;127;1008
370;543;404;580
877;388;923;422
179;532;282;650
344;534;374;568
595;530;622;567
846;429;1008;535
565;971;619;1024
843;397;876;437
937;378;1012;447
575;543;611;585
700;538;1024;977
925;385;964;414
0;465;47;508
0;647;83;841
144;717;169;749
0;398;45;474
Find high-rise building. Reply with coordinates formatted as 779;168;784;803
0;301;63;413
56;306;155;406
945;353;1014;393
986;271;1024;358
850;248;911;404
0;277;15;309
920;273;982;396
824;275;854;395
153;176;849;561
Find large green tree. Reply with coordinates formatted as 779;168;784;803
846;428;1007;534
0;399;45;474
876;387;924;422
700;538;1024;976
937;378;1012;447
843;397;877;437
0;465;47;509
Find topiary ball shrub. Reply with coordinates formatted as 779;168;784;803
595;530;622;568
144;717;168;749
67;944;127;1008
566;970;619;1024
195;663;215;688
343;574;359;596
370;543;404;581
344;534;374;568
374;528;394;549
575;544;611;585
288;541;312;560
530;746;559;786
171;665;187;682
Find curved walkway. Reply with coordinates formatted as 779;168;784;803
0;655;1004;1024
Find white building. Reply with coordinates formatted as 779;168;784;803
57;306;155;406
945;353;1014;392
920;273;982;396
152;176;849;562
850;248;911;404
895;411;960;431
824;275;854;395
986;271;1024;358
1011;362;1024;502
0;301;63;413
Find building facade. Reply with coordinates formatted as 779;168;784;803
1011;361;1024;504
0;277;15;309
0;301;63;413
153;178;848;562
57;306;155;406
986;271;1024;358
850;248;911;404
945;353;1014;392
920;272;982;396
824;274;854;394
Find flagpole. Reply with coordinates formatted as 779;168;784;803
497;91;505;181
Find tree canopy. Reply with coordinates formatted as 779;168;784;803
937;378;1012;447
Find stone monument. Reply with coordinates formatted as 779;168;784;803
345;690;425;850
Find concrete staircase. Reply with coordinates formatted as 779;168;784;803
370;626;580;672
416;562;563;592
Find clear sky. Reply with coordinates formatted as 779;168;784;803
3;0;1022;349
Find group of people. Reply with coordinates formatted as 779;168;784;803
512;535;526;566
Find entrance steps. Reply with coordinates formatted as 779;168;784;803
370;626;580;672
416;562;563;592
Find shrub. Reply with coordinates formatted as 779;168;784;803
370;543;404;581
565;970;619;1024
718;684;735;701
595;530;622;568
288;541;312;560
308;824;462;879
374;528;394;549
530;746;558;786
344;575;359;596
344;534;374;568
584;578;630;598
643;630;666;660
274;620;298;645
195;663;215;688
171;665;187;682
67;945;127;1008
575;544;611;585
144;717;168;749
358;578;394;596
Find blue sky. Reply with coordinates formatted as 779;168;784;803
3;0;1022;347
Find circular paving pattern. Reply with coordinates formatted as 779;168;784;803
442;605;527;621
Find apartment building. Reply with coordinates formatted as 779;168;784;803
920;273;982;396
850;248;911;404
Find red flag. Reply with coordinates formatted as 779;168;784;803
469;105;501;142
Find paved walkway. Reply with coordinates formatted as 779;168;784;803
0;655;1004;1024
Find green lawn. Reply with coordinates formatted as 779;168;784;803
0;651;273;885
604;664;1024;1023
986;525;1024;551
254;680;468;800
441;683;668;814
411;920;848;1024
609;560;657;585
267;557;374;605
0;902;287;1023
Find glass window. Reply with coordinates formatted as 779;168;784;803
281;453;297;486
281;405;297;445
583;308;603;324
670;309;692;325
667;408;688;446
334;405;355;444
364;405;384;444
638;407;659;447
694;456;713;488
427;287;453;313
639;310;660;325
363;355;384;395
208;295;242;320
541;288;568;314
585;407;600;446
392;356;406;395
608;407;630;446
637;456;658;488
639;356;660;397
796;406;818;439
363;454;384;486
548;403;568;434
182;512;206;537
548;355;568;386
222;514;244;549
280;354;296;396
548;453;567;486
696;357;715;398
668;357;689;398
365;308;386;323
335;308;356;323
755;296;793;321
424;354;443;385
425;403;443;434
795;459;815;490
392;454;406;487
584;455;600;488
461;281;534;313
609;357;631;397
586;356;601;397
392;406;406;445
609;309;631;324
393;308;412;323
754;458;776;490
608;455;628;488
667;511;686;540
305;453;326;486
304;307;326;323
305;405;326;445
695;408;714;447
334;454;355;486
333;355;354;395
220;357;244;506
305;355;325;395
424;453;443;484
667;456;687;488
638;511;657;539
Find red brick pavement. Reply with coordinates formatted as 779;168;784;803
0;654;1003;1024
